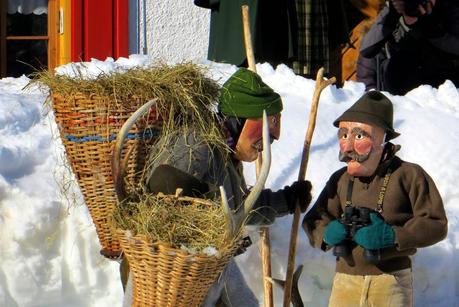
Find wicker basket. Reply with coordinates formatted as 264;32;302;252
117;229;239;307
114;193;241;307
52;93;161;256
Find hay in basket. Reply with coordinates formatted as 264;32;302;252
31;62;222;257
112;192;242;307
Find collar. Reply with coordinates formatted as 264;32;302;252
375;142;401;177
352;143;401;183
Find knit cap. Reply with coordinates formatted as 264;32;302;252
219;68;283;118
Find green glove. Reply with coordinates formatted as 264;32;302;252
354;212;395;250
323;220;347;246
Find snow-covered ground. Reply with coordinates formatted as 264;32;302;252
1;56;458;306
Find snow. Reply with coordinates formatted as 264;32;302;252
1;55;458;307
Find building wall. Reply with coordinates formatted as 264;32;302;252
139;1;210;63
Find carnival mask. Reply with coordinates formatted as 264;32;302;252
234;113;281;162
338;121;386;177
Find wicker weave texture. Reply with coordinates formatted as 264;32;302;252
52;94;160;254
117;229;238;307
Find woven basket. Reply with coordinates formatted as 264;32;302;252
115;194;240;307
52;93;161;256
117;229;239;307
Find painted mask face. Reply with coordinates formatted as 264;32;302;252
234;113;281;162
337;121;386;177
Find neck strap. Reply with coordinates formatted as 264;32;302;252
345;169;393;213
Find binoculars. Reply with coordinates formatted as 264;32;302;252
332;206;382;263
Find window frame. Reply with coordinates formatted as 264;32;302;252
0;0;58;78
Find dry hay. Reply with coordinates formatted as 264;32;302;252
112;194;237;253
30;62;226;146
31;62;231;188
30;62;219;105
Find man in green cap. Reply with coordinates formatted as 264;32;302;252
302;91;447;307
122;68;312;307
219;67;283;162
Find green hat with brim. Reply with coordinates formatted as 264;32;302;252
333;91;400;141
219;68;283;118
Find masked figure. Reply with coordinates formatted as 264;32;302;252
122;68;312;307
302;90;447;307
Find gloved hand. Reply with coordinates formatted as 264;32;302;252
354;212;395;250
323;220;347;246
283;180;312;213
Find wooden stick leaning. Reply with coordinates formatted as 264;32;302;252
241;5;274;307
242;6;256;73
283;68;336;307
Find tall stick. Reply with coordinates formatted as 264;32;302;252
242;5;256;72
242;5;273;307
283;68;336;307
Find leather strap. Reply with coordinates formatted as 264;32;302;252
345;169;392;213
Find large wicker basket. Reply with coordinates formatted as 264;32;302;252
52;93;161;256
117;229;240;307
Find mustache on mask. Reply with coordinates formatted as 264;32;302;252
339;151;371;163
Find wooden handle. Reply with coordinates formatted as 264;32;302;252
260;226;273;307
283;68;336;307
241;5;256;72
241;5;273;306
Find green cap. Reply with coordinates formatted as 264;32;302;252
333;91;400;141
219;68;283;118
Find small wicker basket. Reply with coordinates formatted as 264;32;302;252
117;230;239;307
52;93;161;256
115;194;241;307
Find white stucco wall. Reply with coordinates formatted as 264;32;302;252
143;1;210;63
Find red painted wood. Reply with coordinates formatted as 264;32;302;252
71;0;129;62
114;0;129;58
84;0;113;61
71;0;84;61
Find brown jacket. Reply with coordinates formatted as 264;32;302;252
302;152;447;275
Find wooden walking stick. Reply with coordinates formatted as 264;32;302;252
283;68;336;307
242;5;256;72
242;5;274;307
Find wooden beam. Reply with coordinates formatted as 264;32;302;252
48;0;58;73
6;36;49;40
0;0;6;77
57;0;72;66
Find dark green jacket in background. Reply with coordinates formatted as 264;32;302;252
194;0;291;67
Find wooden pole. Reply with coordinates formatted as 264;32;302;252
241;5;256;72
283;68;336;307
242;5;274;307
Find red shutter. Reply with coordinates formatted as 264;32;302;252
71;0;128;62
85;0;113;61
71;0;83;61
114;0;129;58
